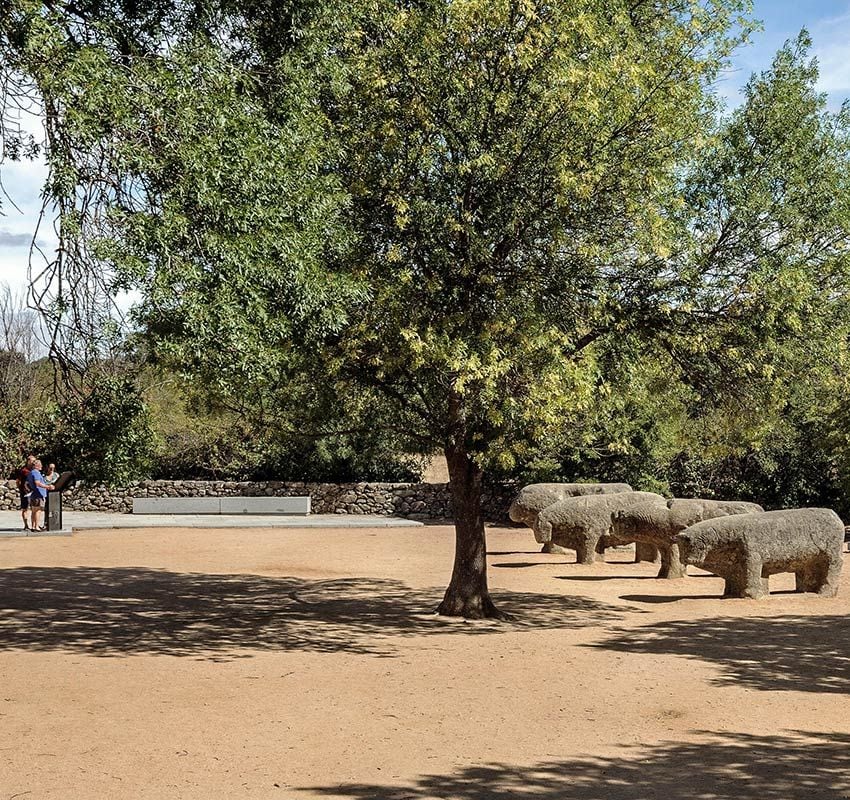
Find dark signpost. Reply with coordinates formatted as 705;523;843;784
46;471;76;532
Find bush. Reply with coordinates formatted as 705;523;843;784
151;425;423;482
42;376;157;484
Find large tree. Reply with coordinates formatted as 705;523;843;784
3;2;850;617
316;0;752;617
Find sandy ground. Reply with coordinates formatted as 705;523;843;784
1;524;850;799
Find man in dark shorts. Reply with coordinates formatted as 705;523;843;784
26;458;53;532
16;454;35;531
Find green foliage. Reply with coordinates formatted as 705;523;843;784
506;332;850;518
319;0;754;467
43;375;157;484
664;33;850;400
144;377;423;481
3;0;763;464
6;7;849;465
0;356;52;480
0;416;37;479
152;427;422;482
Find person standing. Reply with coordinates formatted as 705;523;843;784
15;454;36;531
43;463;59;488
26;459;53;532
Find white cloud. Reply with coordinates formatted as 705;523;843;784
0;153;54;291
2;90;44;137
812;10;850;94
0;249;33;291
1;156;48;221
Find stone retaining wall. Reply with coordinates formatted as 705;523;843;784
0;479;516;522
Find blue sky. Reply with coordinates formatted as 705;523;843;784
719;1;850;103
1;1;850;293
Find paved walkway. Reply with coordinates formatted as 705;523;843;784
0;511;423;537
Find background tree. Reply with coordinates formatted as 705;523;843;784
0;283;38;408
0;282;40;469
508;32;850;512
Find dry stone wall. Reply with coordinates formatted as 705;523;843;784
0;479;515;522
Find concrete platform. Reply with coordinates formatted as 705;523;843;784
0;511;424;537
0;526;73;538
132;496;312;515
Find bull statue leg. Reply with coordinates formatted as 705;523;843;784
595;537;607;559
657;543;687;579
575;533;601;565
822;552;843;597
722;563;768;599
744;556;769;599
635;541;660;564
796;555;840;597
795;558;825;594
541;542;569;555
534;519;553;545
722;569;747;598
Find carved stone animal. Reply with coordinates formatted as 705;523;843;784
509;482;634;526
533;492;666;564
613;498;764;579
675;508;844;599
509;482;632;553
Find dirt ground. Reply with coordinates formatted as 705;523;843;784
1;524;849;799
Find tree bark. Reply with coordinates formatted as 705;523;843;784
436;443;507;619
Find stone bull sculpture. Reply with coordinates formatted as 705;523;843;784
509;482;633;554
613;498;764;579
533;491;665;564
675;508;844;599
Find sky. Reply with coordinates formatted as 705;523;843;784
1;1;849;294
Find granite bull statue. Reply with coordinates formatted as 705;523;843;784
675;507;844;599
509;482;633;554
613;498;764;579
533;491;666;565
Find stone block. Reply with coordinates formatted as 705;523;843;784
133;497;222;514
219;496;311;515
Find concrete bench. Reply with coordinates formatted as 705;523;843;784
219;497;311;515
132;496;311;515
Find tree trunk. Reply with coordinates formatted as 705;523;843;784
436;443;506;619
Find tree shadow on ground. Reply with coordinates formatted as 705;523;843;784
557;575;660;581
594;614;850;693
619;593;717;603
302;731;850;799
0;567;637;660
